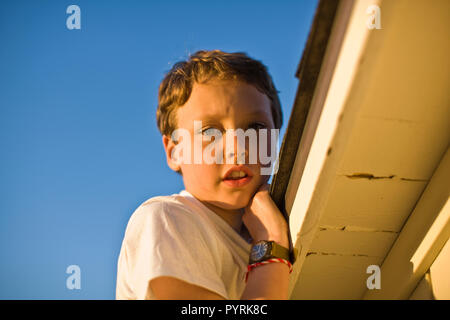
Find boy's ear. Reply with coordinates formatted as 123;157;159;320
162;135;181;173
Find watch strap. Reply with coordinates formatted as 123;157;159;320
270;241;290;261
249;240;290;264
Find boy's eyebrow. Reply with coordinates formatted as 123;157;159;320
198;110;271;120
244;110;271;117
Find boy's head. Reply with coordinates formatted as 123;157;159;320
156;49;283;211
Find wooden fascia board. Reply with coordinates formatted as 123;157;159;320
363;147;450;299
285;0;381;297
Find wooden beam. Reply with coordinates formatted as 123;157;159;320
363;147;450;299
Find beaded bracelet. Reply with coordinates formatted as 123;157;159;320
245;258;293;282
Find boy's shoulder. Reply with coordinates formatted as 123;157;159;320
139;193;180;208
127;191;202;227
133;192;187;215
123;191;214;242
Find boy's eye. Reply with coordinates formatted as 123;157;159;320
201;127;221;136
248;122;267;130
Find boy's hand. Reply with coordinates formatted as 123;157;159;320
242;183;289;248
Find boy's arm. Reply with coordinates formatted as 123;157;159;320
150;260;289;300
150;277;226;300
150;183;291;300
240;183;290;300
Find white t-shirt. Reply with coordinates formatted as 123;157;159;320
116;189;252;300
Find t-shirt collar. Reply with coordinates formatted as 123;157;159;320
179;189;253;246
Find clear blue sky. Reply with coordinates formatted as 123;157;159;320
0;0;318;299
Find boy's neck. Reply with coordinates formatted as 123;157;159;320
200;201;244;234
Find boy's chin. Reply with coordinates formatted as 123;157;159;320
220;193;252;210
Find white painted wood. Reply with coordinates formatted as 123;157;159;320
290;254;381;299
318;175;428;231
309;228;398;257
409;272;434;300
363;148;450;299
429;238;450;299
288;0;450;299
286;0;378;297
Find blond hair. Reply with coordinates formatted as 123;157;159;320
156;49;283;137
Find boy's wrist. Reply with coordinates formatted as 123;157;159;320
252;233;289;249
248;239;291;266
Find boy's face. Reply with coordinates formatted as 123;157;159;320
163;79;276;211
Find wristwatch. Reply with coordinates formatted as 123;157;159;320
249;240;290;264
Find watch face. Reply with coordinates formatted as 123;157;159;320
250;242;270;262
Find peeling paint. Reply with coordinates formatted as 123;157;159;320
400;177;428;182
319;225;398;233
306;251;372;257
327;147;333;156
345;173;395;180
319;226;345;231
342;173;429;182
360;115;419;124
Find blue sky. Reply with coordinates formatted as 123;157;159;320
0;0;318;299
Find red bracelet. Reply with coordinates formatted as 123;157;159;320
245;258;293;282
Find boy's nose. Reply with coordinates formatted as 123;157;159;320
227;150;247;164
226;135;249;164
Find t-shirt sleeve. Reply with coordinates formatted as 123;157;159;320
121;200;228;299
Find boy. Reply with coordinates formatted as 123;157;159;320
116;50;292;300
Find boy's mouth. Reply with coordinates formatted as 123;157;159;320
222;165;253;187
